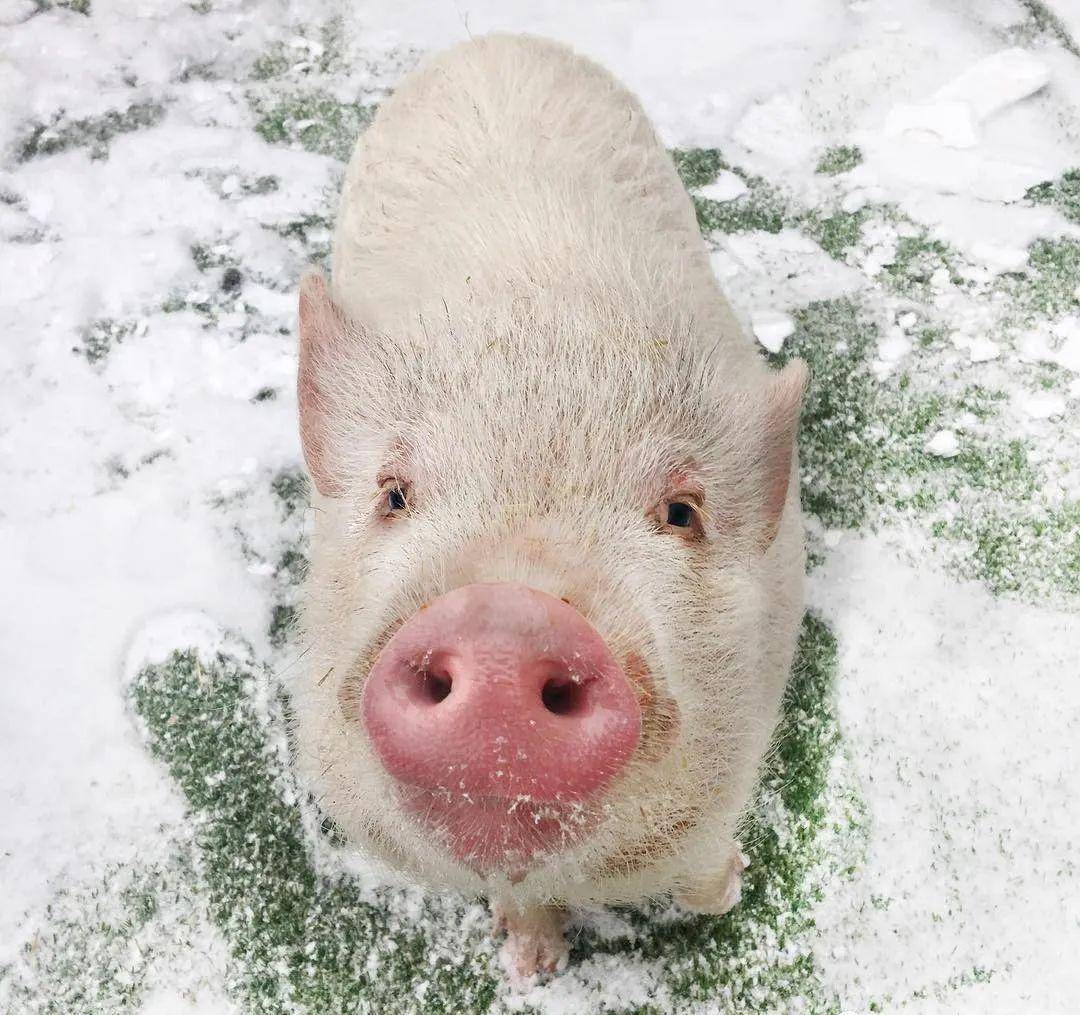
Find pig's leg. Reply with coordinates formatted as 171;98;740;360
491;900;569;980
676;846;748;916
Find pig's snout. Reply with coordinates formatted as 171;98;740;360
361;583;641;860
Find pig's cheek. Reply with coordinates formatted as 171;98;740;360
624;652;681;763
335;619;407;726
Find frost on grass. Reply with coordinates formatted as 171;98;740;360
1011;237;1080;317
671;148;791;234
250;92;376;162
1026;169;1080;225
105;610;850;1015
17;102;165;162
814;146;862;176
1014;1;1080;57
1;850;211;1015
75;318;140;365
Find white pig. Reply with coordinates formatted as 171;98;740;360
292;33;807;980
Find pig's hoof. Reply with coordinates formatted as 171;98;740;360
676;849;748;916
492;902;569;982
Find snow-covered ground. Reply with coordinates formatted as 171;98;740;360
2;1;1078;1012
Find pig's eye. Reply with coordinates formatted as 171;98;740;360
380;480;410;517
656;494;704;539
666;502;694;527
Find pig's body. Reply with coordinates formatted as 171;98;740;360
293;34;806;978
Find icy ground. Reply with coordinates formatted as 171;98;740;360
2;1;1079;1013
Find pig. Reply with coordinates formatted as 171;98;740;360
291;33;807;980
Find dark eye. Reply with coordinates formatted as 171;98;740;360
387;486;408;512
666;501;694;527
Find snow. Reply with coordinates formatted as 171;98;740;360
1018;390;1067;419
809;533;1080;1012
695;170;749;202
2;0;1079;1012
924;429;962;457
750;310;795;353
933;47;1050;128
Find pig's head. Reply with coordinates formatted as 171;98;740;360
293;271;806;904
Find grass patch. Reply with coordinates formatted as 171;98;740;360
271;468;310;519
770;299;883;529
250;91;376;161
670;148;729;191
1026;169;1080;225
670;148;791;234
31;0;91;14
1014;237;1080;317
74;319;139;365
2;853;205;1015
802;208;868;261
250;20;346;80
815;146;862;176
692;177;789;234
18;101;164;161
936;501;1080;598
882;231;962;296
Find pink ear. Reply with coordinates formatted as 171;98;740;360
298;271;347;497
759;359;808;548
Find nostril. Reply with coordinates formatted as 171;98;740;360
403;659;453;706
422;669;452;704
541;675;587;717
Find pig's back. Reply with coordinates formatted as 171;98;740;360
332;33;745;362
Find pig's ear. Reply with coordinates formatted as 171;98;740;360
298;271;347;498
758;359;808;549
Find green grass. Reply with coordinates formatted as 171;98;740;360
802;208;869;261
1014;237;1080;317
18;101;164;161
670;147;792;234
250;20;346;80
3;854;205;1015
1026;169;1080;225
250;92;376;162
815;146;862;176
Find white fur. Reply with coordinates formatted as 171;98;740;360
291;33;805;928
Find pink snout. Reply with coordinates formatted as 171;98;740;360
361;583;641;866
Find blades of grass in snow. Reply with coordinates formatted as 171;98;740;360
814;146;862;176
17;102;165;162
0;851;211;1015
